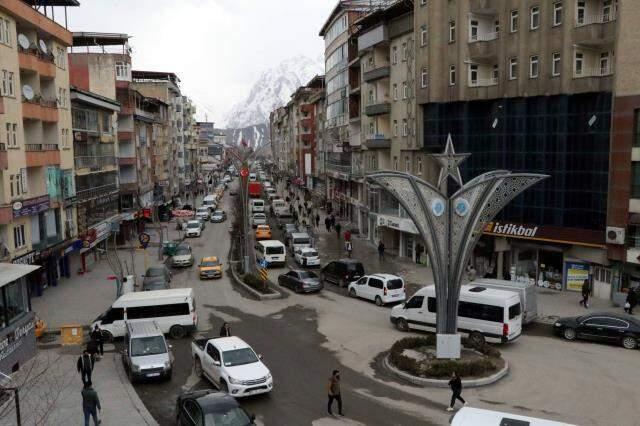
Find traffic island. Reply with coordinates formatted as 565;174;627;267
229;263;283;300
383;336;509;388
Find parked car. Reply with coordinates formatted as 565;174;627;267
198;256;222;279
347;274;405;306
210;210;227;223
554;312;640;349
250;213;267;228
293;247;320;267
276;213;295;228
196;217;206;230
255;225;272;240
192;336;273;397
123;321;173;383
176;389;256;426
185;220;202;237
320;259;365;287
142;266;172;291
195;207;211;221
229;189;238;196
171;245;195;267
278;270;322;293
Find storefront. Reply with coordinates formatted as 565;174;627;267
480;221;607;296
79;220;112;272
0;264;40;375
374;214;421;261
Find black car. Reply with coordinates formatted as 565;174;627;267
553;312;640;349
320;259;365;288
278;270;323;293
141;266;172;291
176;389;255;426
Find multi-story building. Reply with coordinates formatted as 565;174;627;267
270;106;291;173
412;0;640;301
0;0;80;290
196;121;215;177
182;96;198;190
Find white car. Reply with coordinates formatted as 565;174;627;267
347;273;406;306
250;213;267;228
294;247;320;267
195;207;210;221
185;220;202;237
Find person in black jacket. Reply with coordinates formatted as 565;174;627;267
77;350;95;385
219;322;231;337
446;371;466;411
90;325;104;358
579;279;590;308
81;381;102;426
627;287;638;315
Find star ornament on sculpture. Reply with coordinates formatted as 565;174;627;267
431;134;470;188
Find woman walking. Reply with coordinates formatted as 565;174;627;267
446;371;466;411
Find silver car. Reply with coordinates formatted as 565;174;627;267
171;245;194;267
124;321;173;383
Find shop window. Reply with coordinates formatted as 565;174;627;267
632;163;640;198
3;281;28;326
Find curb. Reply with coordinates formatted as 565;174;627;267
113;353;159;425
383;355;509;388
229;262;283;300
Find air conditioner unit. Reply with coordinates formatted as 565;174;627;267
606;226;625;245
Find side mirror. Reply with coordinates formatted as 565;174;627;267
213;360;221;366
169;344;173;349
258;354;263;360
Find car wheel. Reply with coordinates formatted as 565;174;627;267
396;318;409;332
563;327;577;341
295;285;302;294
220;380;229;394
339;279;346;288
348;288;356;298
469;331;486;347
169;325;186;339
194;358;203;378
375;296;383;306
101;330;113;343
622;335;638;350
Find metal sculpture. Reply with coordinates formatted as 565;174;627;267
367;134;547;358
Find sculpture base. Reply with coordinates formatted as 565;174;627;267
436;334;461;359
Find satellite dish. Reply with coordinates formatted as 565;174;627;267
18;34;30;50
38;39;48;53
22;85;34;101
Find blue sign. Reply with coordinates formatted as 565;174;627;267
138;232;151;249
259;259;269;268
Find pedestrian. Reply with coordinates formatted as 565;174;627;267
626;287;638;315
325;217;331;232
335;223;342;239
91;325;104;359
81;381;102;426
416;244;423;264
219;322;232;337
330;214;336;229
327;369;344;416
289;204;294;214
378;241;385;260
77;349;95;385
345;240;352;258
344;230;351;242
298;204;303;214
316;214;321;229
286;196;290;203
579;279;590;308
446;371;466;411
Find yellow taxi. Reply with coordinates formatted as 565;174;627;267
198;256;223;279
255;225;272;240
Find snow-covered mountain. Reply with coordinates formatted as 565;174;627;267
224;55;323;146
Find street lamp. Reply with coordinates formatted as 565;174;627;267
367;134;547;358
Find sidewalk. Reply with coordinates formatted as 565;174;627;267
0;346;156;426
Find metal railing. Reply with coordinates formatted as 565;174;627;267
469;31;499;42
574;66;614;78
76;183;118;201
469;77;499;87
74;156;117;169
326;162;352;174
25;144;59;151
576;13;617;27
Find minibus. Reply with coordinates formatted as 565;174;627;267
255;240;286;267
451;407;575;426
470;278;538;324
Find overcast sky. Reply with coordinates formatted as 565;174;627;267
65;0;332;124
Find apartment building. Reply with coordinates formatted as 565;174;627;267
196;121;215;176
182;96;198;190
270;106;291;173
0;0;80;292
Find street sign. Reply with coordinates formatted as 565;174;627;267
240;168;249;178
259;259;268;268
138;232;151;249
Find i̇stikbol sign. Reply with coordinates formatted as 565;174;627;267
484;222;539;238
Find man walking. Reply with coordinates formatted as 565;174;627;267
416;244;423;264
81;382;102;425
334;223;342;239
315;213;321;229
219;322;232;337
345;240;352;258
327;369;344;416
626;287;638;315
77;349;95;385
344;230;351;242
579;279;590;308
325;217;331;232
446;371;466;411
378;241;385;260
91;325;104;359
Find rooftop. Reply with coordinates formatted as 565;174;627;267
132;70;181;85
0;264;40;288
22;0;79;5
72;32;130;46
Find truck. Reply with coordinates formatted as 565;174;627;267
191;336;274;397
248;182;262;198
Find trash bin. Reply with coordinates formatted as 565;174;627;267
163;242;178;256
60;324;83;346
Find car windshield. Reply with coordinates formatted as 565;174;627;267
214;210;223;215
175;247;190;255
303;250;318;257
298;271;317;279
187;222;200;228
204;407;251;426
130;336;166;357
346;263;364;274
197;208;208;212
222;348;259;366
387;279;403;290
201;260;219;267
146;268;164;277
266;246;284;255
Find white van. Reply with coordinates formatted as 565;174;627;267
271;199;288;216
202;195;217;210
451;407;575;426
289;232;311;253
390;284;522;345
124;320;174;382
92;288;197;341
255;240;286;267
470;278;538;324
250;199;265;213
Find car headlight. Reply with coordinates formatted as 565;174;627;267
164;360;171;369
132;364;140;372
228;376;242;385
554;322;561;327
265;373;272;381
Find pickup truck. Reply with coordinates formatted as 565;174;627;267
192;336;273;397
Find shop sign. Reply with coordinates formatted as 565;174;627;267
0;319;35;363
565;261;590;292
158;180;169;187
484;222;539;238
377;214;419;234
12;195;50;218
12;250;39;265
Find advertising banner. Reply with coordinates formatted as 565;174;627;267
565;261;590;292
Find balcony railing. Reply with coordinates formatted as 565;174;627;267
33;234;63;251
76;183;118;201
469;77;498;87
74;156;117;170
326;162;352;174
469;31;498;42
576;13;617;27
575;66;614;78
25;143;59;151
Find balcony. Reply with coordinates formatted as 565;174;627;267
18;49;56;78
118;156;136;166
365;135;391;149
25;144;60;167
74;156;117;172
76;183;119;202
301;118;312;128
300;134;313;144
33;234;64;251
468;36;498;60
326;162;352;175
365;101;391;117
469;77;498;87
300;104;313;114
363;66;391;83
22;98;59;122
0;143;7;170
118;131;133;141
574;18;616;47
120;182;138;193
469;0;498;14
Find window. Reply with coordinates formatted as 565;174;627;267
420;0;426;5
368;89;375;104
3;281;28;326
530;6;540;30
577;1;585;25
553;2;563;26
574;52;584;76
402;119;408;136
510;10;519;32
427;297;437;313
602;0;613;22
61;128;69;148
0;18;11;46
57;88;68;108
406;295;424;309
392;83;398;100
392;46;398;64
492;64;499;82
448;21;456;42
552;52;561;76
405;158;410;173
369;121;375;135
449;65;456;85
509;58;518;80
417;157;422;174
1;70;14;97
402;82;408;99
421;67;428;88
5;123;17;147
458;301;503;322
393;120;398;136
115;61;129;79
495;19;500;34
13;224;25;249
600;52;610;74
420;26;427;46
469;64;478;85
529;55;539;78
56;47;66;69
509;303;521;320
402;42;407;61
470;19;478;41
368;278;383;289
394;158;398;170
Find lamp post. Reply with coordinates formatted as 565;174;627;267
367;134;547;358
